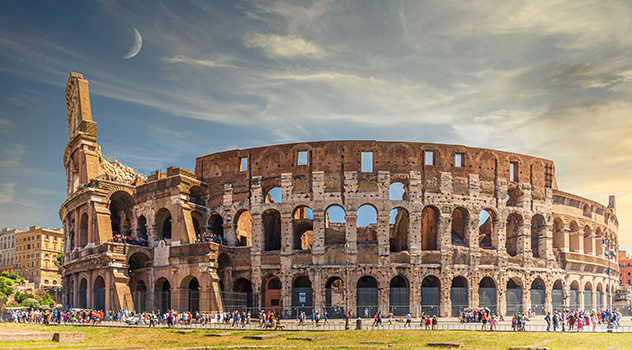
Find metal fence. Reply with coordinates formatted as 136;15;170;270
479;287;497;313
420;287;439;316
552;289;564;311
530;290;545;315
291;288;313;318
506;289;522;315
356;288;378;318
390;287;410;316
450;287;468;317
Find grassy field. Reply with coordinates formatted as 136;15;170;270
0;323;630;349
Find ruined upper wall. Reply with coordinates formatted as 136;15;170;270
195;141;557;202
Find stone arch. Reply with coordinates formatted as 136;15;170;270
506;184;523;207
109;191;135;237
93;275;106;311
583;203;592;217
79;212;89;248
569;221;580;252
478;277;497;313
552;280;564;311
262;209;281;251
128;251;151;271
506;213;523;257
191;210;205;241
478;208;498;249
325;204;346;245
292;206;314;250
183;277;200;313
136;215;148;240
291;275;313;317
530;278;546;315
596;282;604;308
584;225;593;255
420;275;440;316
506;277;523;315
389;181;408;200
389;207;409;252
78;277;88;309
356;204;378;242
553;217;565;250
531;214;546;258
188;185;206;206
231;277;253;308
569;280;580;310
356;275;378;317
155;277;172;312
325;277;345;318
155;208;172;240
263;276;282;312
206;213;224;244
263;182;282;204
421;206;439;250
234;210;252;247
451;207;469;247
595;228;603;256
451;276;468;316
390;275;410;316
584;281;593;310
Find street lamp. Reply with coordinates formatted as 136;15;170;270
345;242;350;330
602;237;616;332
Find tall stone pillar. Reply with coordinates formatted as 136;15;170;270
312;210;325;255
224;223;236;247
377;214;390;258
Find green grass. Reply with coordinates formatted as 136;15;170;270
0;323;629;349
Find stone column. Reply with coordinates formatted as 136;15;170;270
523;284;531;314
312;210;325;255
498;278;507;317
280;213;292;254
346;214;358;253
224;223;236;247
377;214;390;257
544;286;552;314
104;270;111;311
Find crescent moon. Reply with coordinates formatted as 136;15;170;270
123;27;142;59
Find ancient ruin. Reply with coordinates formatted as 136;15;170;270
60;72;619;317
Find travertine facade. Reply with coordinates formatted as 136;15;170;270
60;73;619;317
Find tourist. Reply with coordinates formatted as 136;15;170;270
545;312;551;331
431;315;438;330
404;312;411;327
489;315;497;331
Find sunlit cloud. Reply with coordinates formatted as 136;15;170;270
243;33;326;58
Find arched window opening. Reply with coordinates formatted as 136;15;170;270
596;283;603;309
293;206;314;250
292;276;313;317
68;216;75;250
552;280;564;311
155;278;171;312
356;204;378;243
356;276;378;317
263;209;282;251
264;276;282;313
595;228;603;256
507;278;523;315
188;186;206;206
109;191;135;237
531;215;546;258
389;208;409;252
93;276;105;311
131;280;148;313
79;213;89;248
553;218;564;251
506;185;523;207
584;226;593;255
451;207;469;247
478;209;497;249
569;221;580;253
136;215;148;240
583;204;592;218
450;276;468;316
421;206;438;250
420;276;439;316
155;208;172;240
187;277;200;313
191;214;203;240
235;210;252;247
325;205;346;245
390;276;410;316
265;187;282;204
325;277;345;318
389;182;407;200
203;214;224;244
530;278;545;315
227;278;253;309
78;278;88;309
584;281;593;310
506;214;523;257
479;277;497;313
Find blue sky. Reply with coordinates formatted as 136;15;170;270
1;1;632;250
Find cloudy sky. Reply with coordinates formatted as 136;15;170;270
1;1;631;250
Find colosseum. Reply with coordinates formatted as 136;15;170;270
60;72;619;318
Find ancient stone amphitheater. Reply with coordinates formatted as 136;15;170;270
60;73;619;318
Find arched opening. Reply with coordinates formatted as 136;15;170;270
506;185;523;207
356;204;378;243
479;277;497;313
552;280;564;311
263;209;281;250
79;213;89;248
265;186;282;203
187;277;200;313
128;251;151;271
155;208;172;240
421;206;439;250
596;283;603;308
584;281;593;310
155;278;171;312
478;209;497;249
584;226;593;255
191;211;205;241
530;278;545;315
553;218;565;251
595;228;603;256
451;207;469;247
93;276;105;311
506;213;523;257
389;207;409;252
292;206;314;250
235;210;252;246
356;276;378;317
569;221;580;253
188;186;206;206
325;277;345;318
389;182;407;200
583;203;592;217
230;278;253;310
531;215;546;258
389;276;410;316
291;275;313;317
421;276;440;316
132;280;148;312
325;205;346;245
136;215;148;240
451;276;468;316
109;191;135;237
263;276;282;313
570;281;579;310
78;278;88;309
203;214;224;244
507;278;523;315
68;216;75;250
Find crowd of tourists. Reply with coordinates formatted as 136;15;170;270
110;234;148;246
544;309;621;332
195;232;226;245
3;309;105;325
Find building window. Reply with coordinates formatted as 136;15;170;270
239;157;248;172
361;152;373;172
425;151;434;166
510;162;519;182
297;151;308;166
455;153;464;167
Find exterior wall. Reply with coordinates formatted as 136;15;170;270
14;226;63;287
60;73;620;316
0;228;19;272
619;251;632;286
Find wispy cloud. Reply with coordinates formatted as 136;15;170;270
0;182;17;205
163;55;239;69
243;33;326;58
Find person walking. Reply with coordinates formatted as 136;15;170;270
404;312;411;327
545;312;551;331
